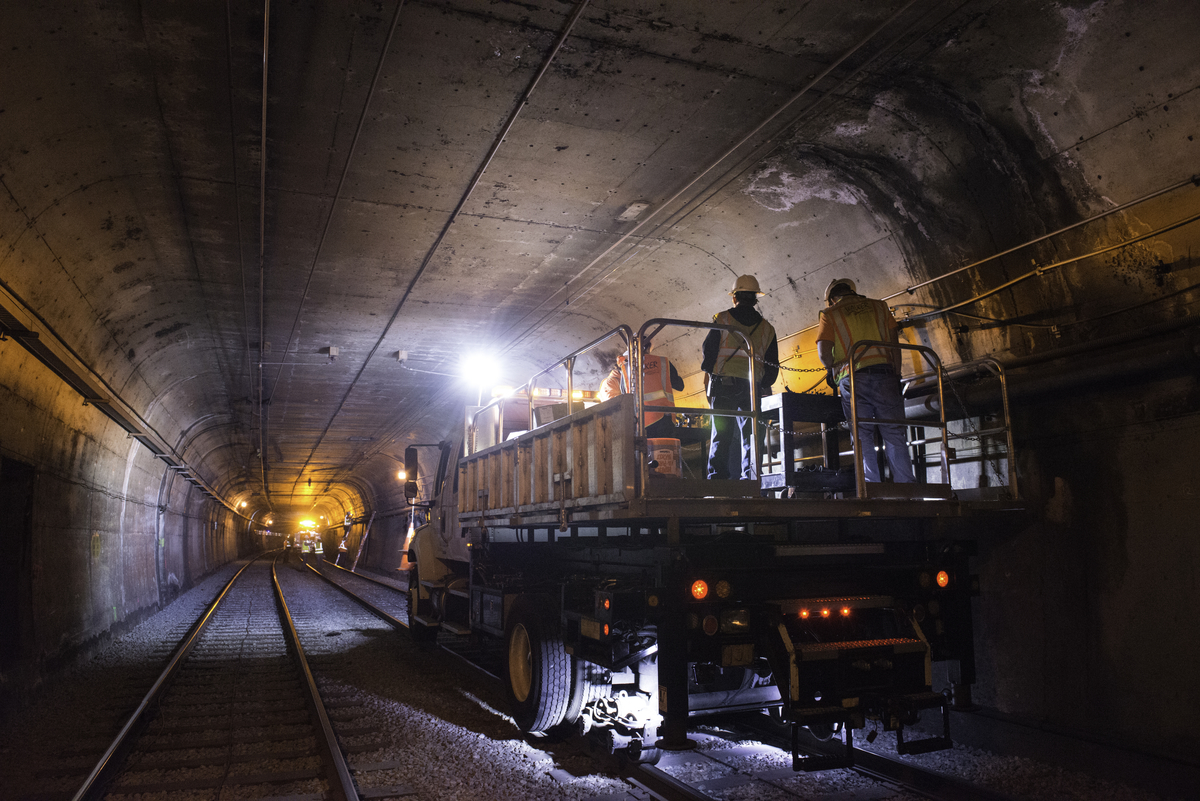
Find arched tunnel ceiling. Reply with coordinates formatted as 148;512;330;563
1;0;1196;525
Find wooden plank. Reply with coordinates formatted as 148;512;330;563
518;441;531;506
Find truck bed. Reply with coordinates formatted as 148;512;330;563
458;394;1020;531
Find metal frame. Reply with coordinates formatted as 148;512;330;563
632;317;761;478
901;356;1019;501
467;325;633;455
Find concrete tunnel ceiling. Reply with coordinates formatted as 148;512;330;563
0;0;1196;529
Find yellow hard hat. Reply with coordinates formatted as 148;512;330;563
730;274;763;295
824;278;857;302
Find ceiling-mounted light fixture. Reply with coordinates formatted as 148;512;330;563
462;353;502;405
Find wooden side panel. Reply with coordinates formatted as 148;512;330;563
459;395;638;520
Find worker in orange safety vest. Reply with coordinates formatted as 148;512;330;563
597;336;684;438
815;278;914;484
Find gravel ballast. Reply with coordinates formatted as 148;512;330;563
1;556;1189;800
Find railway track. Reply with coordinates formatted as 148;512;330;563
59;552;386;801
8;553;1162;800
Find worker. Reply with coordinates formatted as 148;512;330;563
597;335;684;438
815;278;915;483
701;274;779;479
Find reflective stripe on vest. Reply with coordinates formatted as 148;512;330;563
617;354;674;425
821;296;894;383
711;310;774;380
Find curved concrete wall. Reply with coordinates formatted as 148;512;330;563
0;0;1197;766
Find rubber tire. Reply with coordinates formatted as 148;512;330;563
545;655;611;740
505;595;571;734
407;560;438;643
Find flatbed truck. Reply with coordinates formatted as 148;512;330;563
404;321;1019;769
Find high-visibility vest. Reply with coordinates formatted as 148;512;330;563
820;295;896;383
616;354;675;426
711;311;775;381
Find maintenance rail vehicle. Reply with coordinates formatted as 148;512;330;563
403;319;1021;770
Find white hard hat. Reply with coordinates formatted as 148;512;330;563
824;278;857;302
730;274;763;295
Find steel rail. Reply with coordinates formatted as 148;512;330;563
71;557;261;801
628;763;717;801
305;556;513;686
736;713;1019;801
322;557;408;592
301;559;407;630
271;554;360;801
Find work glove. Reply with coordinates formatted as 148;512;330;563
825;367;838;394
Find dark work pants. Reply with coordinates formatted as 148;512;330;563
838;371;915;483
706;377;760;480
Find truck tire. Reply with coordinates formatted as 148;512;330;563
505;596;570;733
407;560;438;643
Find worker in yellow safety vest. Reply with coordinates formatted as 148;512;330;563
815;278;914;483
701;274;779;479
597;336;684;438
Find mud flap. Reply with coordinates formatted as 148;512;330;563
894;691;952;755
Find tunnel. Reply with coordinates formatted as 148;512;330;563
1;0;1198;788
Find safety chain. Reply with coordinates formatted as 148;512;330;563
759;357;826;374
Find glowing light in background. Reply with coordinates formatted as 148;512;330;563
462;353;502;403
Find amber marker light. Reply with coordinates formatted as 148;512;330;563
840;606;851;617
800;609;810;619
715;580;731;599
603;598;611;609
691;580;709;600
936;570;950;588
821;608;831;618
603;623;610;636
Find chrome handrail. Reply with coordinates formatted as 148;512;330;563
901;356;1018;500
466;325;632;455
846;340;948;498
635;318;760;478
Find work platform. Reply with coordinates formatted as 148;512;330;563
459;393;1019;535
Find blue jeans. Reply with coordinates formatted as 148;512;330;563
707;377;761;479
839;371;915;483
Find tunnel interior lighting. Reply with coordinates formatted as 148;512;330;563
462;353;501;388
397;468;406;481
